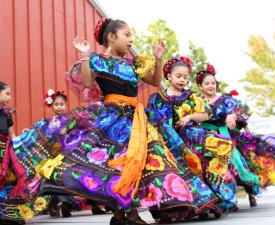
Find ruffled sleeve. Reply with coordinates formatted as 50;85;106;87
146;93;173;126
213;94;243;120
134;55;155;80
66;52;102;102
190;94;208;114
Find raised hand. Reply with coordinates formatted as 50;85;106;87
73;37;91;55
152;40;167;60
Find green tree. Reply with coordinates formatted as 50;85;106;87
240;35;275;116
188;41;228;93
132;19;179;62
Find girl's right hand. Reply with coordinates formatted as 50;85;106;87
73;37;91;55
179;115;192;127
22;128;30;133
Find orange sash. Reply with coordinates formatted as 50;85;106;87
105;94;148;197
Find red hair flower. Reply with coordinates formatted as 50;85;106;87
206;64;216;75
94;17;112;45
196;63;216;85
163;56;192;79
229;90;239;96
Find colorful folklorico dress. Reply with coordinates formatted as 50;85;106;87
1;53;222;221
147;89;238;212
204;94;275;189
0;104;49;222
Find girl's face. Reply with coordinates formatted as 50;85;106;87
110;25;132;56
200;74;217;97
52;96;66;116
167;66;190;92
0;86;11;105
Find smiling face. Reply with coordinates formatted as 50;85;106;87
0;86;11;105
108;24;132;56
167;65;190;92
52;96;67;116
200;74;217;97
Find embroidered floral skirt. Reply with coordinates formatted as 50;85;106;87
1;102;222;220
152;122;237;211
230;131;275;187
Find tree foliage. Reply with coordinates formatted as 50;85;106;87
240;35;275;116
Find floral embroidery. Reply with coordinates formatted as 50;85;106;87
34;197;47;211
146;154;165;171
17;205;34;219
185;152;202;175
87;148;108;165
208;158;227;175
140;183;162;207
163;173;193;202
77;173;104;192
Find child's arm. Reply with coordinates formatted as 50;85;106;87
179;112;208;127
142;40;166;87
8;126;15;139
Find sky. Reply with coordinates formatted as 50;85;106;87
97;0;274;99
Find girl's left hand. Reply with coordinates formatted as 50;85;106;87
152;40;167;60
226;114;237;129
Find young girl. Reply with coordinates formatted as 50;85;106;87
43;89;74;218
196;64;275;207
147;57;238;215
0;81;25;225
1;18;218;225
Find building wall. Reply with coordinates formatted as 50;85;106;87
0;0;158;134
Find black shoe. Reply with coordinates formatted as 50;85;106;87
49;207;60;217
92;205;106;215
105;206;113;213
110;216;126;225
249;195;257;207
126;217;147;225
61;203;72;218
250;200;257;207
198;212;209;219
231;205;239;212
0;219;25;225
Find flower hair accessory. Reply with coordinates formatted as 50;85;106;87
44;89;67;107
94;17;112;45
229;90;239;96
196;63;216;85
163;56;192;79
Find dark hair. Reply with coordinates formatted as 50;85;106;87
0;81;8;92
169;62;190;75
199;73;220;90
95;18;127;47
163;56;193;79
53;91;67;103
